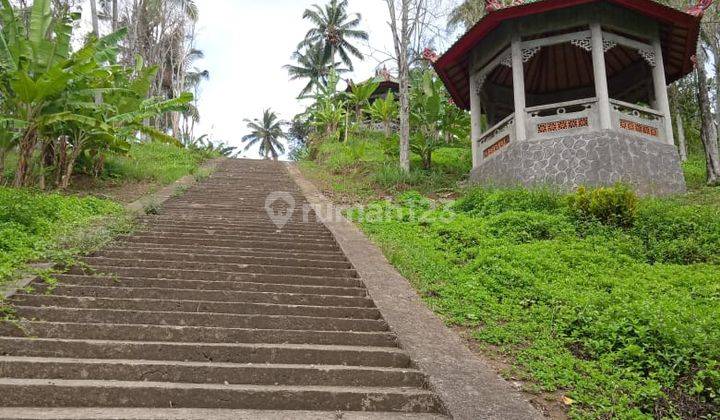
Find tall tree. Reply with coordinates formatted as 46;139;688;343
285;43;347;98
298;0;368;71
242;109;288;160
385;0;435;171
89;0;100;35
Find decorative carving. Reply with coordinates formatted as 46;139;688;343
500;52;512;68
637;47;656;67
521;46;541;62
619;119;659;137
603;40;617;52
570;37;592;52
483;136;510;158
537;118;589;134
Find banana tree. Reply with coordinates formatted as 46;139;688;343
409;70;470;169
0;0;127;187
346;80;379;121
368;91;399;137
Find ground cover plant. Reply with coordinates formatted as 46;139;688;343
347;186;720;418
102;141;216;185
298;129;471;203
0;187;127;283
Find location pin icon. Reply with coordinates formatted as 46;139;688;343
265;191;296;230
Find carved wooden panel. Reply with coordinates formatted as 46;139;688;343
536;117;589;134
619;119;658;137
483;135;510;158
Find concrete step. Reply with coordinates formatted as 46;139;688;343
103;244;349;262
0;338;412;367
139;225;334;239
80;257;358;279
0;379;443;412
119;235;341;252
50;275;368;297
38;285;375;307
0;408;449;420
12;295;381;319
13;306;389;332
93;250;353;269
124;231;339;246
0;321;398;347
137;218;331;234
0;356;425;388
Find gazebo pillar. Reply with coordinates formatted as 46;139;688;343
469;73;483;168
511;35;527;141
590;23;612;130
651;37;675;145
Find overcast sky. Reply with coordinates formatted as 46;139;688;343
193;0;453;159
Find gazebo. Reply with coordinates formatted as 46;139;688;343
433;0;704;195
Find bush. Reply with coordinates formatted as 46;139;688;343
569;184;638;228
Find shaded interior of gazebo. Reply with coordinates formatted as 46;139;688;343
482;40;655;124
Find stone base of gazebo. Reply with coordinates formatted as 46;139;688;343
469;130;686;196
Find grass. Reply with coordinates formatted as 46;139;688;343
349;188;720;418
0;187;130;284
298;130;470;203
103;141;218;185
301;134;720;418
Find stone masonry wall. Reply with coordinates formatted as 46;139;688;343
469;130;686;196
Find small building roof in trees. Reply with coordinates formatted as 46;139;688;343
345;67;400;97
433;0;702;110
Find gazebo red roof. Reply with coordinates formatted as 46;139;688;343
434;0;702;110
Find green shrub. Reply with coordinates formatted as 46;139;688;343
569;184;638;228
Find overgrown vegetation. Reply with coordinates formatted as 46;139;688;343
0;187;128;282
103;141;216;185
299;129;470;203
349;185;720;418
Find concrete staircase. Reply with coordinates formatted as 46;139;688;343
0;159;447;419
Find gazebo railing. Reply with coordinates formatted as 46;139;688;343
525;98;599;140
477;114;515;162
610;99;666;143
475;97;669;167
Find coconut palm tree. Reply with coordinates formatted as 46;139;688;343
298;0;369;71
242;110;288;160
285;43;348;98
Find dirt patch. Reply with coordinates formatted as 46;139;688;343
67;175;160;204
